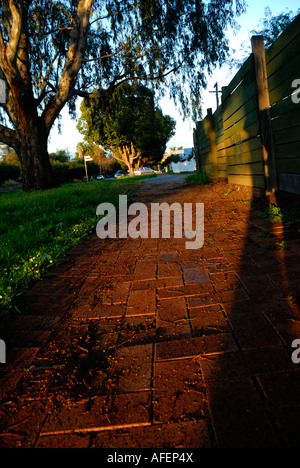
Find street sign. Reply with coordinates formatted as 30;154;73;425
84;155;93;181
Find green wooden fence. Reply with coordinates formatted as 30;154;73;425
193;14;300;195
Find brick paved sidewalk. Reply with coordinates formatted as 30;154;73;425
1;179;300;448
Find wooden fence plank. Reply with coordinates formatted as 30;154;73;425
227;148;263;167
267;51;300;95
222;55;253;101
276;159;300;174
271;112;300;135
196;127;208;141
273;125;300;145
215;132;224;144
216;150;226;160
223;109;258;141
225;137;261;158
203;163;213;173
271;98;300;121
223;122;259;149
228;174;265;188
269;68;300;105
217;156;227;166
266;32;300;78
228;161;264;176
222;75;256;122
223;96;258;131
275;141;300;159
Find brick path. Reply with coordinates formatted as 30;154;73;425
1;178;300;448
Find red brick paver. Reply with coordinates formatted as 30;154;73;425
0;178;300;448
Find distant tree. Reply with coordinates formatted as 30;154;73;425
0;0;246;191
162;154;181;168
133;108;176;168
251;7;300;48
0;143;20;166
229;7;300;68
170;146;183;151
77;83;176;176
49;149;70;162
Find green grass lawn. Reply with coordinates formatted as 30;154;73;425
0;177;147;318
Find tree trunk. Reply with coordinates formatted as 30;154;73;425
15;120;54;192
0;0;94;192
135;155;142;170
128;163;134;177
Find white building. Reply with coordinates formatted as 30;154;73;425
165;147;196;173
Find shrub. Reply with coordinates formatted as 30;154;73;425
51;161;100;185
186;171;212;185
1;179;19;187
0;163;21;185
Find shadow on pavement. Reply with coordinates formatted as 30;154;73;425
201;183;300;447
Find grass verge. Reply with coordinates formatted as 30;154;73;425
0;178;142;318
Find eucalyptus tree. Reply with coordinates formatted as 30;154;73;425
0;0;246;191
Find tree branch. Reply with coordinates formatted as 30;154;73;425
7;0;23;65
0;123;17;149
42;0;95;133
38;52;60;98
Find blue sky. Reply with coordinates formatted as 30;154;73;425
48;1;300;155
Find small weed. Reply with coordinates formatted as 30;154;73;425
259;203;300;226
286;294;295;305
224;187;234;196
275;240;289;250
239;200;252;206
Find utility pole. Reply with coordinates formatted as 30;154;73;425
209;82;222;108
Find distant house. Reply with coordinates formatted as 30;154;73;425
181;148;194;161
169;147;196;173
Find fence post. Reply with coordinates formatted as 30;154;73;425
206;108;219;180
251;35;278;193
193;125;202;172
